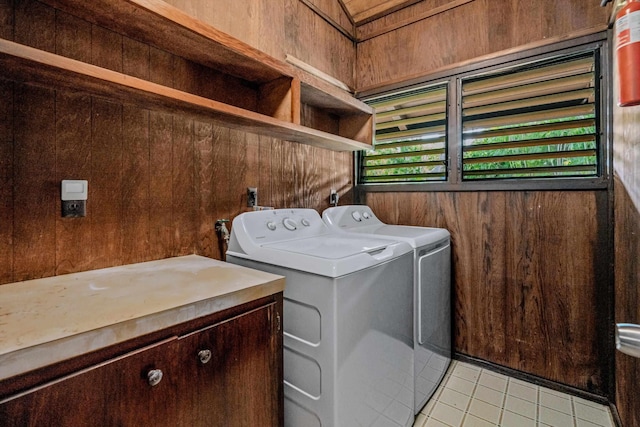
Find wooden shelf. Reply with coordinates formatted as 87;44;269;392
299;78;374;146
35;0;373;150
0;39;370;151
39;0;288;85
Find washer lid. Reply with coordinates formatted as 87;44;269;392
239;238;410;277
264;235;391;259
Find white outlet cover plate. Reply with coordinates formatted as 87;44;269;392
61;180;88;201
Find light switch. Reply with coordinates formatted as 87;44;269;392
61;180;88;201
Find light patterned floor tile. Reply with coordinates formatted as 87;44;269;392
574;396;605;408
467;399;501;424
506;381;537;403
439;387;472;411
430;402;465;427
472;385;505;407
477;371;507;392
576;418;609;427
462;414;496;427
539;406;574;427
538;386;567;398
452;363;481;382
410;361;615;427
445;375;476;396
504;394;537;420
574;401;614;426
539;390;572;415
424;418;450;427
500;410;536;427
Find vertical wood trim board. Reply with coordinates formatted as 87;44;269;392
612;39;640;422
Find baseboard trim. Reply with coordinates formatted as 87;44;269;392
608;402;623;427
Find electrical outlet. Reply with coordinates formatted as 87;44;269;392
61;180;88;218
62;200;86;218
247;187;258;207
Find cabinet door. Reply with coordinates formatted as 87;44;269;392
177;303;282;427
0;338;181;427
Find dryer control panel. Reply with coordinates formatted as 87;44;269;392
322;205;382;229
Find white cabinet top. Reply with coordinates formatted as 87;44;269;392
0;255;284;380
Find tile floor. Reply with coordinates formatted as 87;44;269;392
413;361;614;427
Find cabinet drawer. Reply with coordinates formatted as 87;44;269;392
0;338;180;427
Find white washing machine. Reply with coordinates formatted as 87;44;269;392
226;208;416;427
322;205;451;414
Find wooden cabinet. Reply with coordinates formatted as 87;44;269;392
177;304;282;426
0;300;283;427
0;0;372;151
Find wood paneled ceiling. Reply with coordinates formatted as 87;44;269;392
341;0;423;25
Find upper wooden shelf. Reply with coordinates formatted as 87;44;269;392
34;0;373;150
0;39;370;152
41;0;288;85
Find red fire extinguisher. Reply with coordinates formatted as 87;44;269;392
616;0;640;106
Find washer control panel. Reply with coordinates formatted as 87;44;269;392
235;208;328;244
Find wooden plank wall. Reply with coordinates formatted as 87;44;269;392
365;191;611;396
612;50;640;426
355;0;614;399
356;0;610;91
164;0;356;89
0;0;354;284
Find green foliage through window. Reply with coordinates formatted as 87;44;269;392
361;84;448;183
461;52;598;180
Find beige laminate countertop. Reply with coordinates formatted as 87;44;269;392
0;255;285;381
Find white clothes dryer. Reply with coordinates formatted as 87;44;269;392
322;205;451;414
226;208;416;427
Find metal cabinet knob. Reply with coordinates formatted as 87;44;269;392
147;369;163;386
198;349;212;364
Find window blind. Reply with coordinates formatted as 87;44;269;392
360;84;448;183
461;52;599;180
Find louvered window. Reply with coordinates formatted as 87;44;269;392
360;84;448;183
461;52;599;180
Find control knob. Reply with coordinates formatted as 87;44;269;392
351;211;362;222
283;218;297;231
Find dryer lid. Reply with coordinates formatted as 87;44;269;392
347;224;449;242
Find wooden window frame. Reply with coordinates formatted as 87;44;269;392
356;32;611;192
